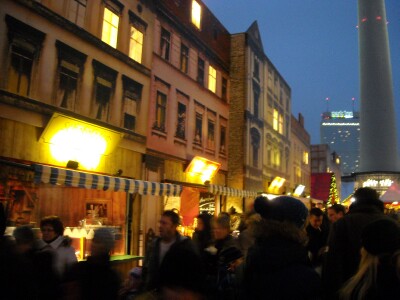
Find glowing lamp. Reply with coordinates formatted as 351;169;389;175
40;113;123;170
185;156;220;182
293;185;305;197
268;177;286;194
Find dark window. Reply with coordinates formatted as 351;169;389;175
68;0;87;27
58;61;78;109
124;113;136;131
207;119;215;149
160;28;170;60
197;58;204;86
194;113;202;145
253;59;259;80
95;79;112;120
180;44;189;73
221;77;228;101
176;102;186;139
220;125;226;153
9;45;33;96
154;91;167;131
253;85;260;118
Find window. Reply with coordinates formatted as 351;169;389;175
303;151;309;165
5;16;45;97
55;41;86;111
194;113;202;145
92;60;117;122
208;65;216;93
154;91;167;131
176;102;186;139
67;0;86;27
250;128;260;168
279;114;283;134
124;114;136;131
197;58;204;86
273;109;279;131
129;25;143;63
253;58;259;80
122;76;143;131
253;85;260;118
160;28;171;60
8;45;34;96
180;44;189;73
191;0;201;29
221;77;228;101
207;119;215;149
220;125;226;154
102;7;119;48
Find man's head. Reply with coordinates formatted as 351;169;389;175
351;187;384;212
213;213;231;241
159;210;180;242
327;204;346;223
309;208;323;229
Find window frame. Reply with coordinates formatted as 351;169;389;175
101;6;120;48
191;0;202;29
208;65;216;93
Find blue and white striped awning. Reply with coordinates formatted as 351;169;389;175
208;184;258;198
33;164;182;197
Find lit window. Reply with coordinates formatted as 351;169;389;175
278;114;283;134
102;7;119;48
303;151;309;164
191;0;201;29
129;26;143;63
273;109;279;131
208;65;216;92
68;0;86;27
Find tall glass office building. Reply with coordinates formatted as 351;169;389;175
320;111;360;176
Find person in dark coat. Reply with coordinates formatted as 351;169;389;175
306;207;329;270
322;187;388;300
244;195;321;300
62;228;120;300
340;218;400;299
142;210;204;296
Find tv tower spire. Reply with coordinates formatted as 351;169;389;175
358;0;399;172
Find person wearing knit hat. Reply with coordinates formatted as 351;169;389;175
244;195;321;299
254;195;309;228
340;218;400;299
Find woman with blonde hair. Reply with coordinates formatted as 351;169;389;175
340;218;400;299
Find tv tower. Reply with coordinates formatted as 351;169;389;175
358;0;399;172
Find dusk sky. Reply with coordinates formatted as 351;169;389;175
202;0;400;147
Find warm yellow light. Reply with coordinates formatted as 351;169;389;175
191;0;201;29
268;176;286;193
41;113;123;170
293;185;305;196
102;7;119;48
208;66;216;93
185;156;220;182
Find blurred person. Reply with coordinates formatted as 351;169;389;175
306;207;329;270
237;210;261;259
36;215;77;277
327;204;346;223
142;210;202;295
322;187;388;300
63;227;120;300
119;267;143;300
244;195;321;299
340;218;400;299
192;212;213;255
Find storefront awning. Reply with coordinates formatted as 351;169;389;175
33;164;182;197
208;184;258;197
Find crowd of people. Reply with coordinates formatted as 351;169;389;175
1;187;400;299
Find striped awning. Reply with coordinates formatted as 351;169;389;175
208;184;258;197
33;164;182;197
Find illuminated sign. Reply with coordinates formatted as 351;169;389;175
322;122;360;126
362;178;393;188
40;113;123;170
331;111;354;119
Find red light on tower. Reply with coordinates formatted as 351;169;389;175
376;16;382;21
361;18;367;22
